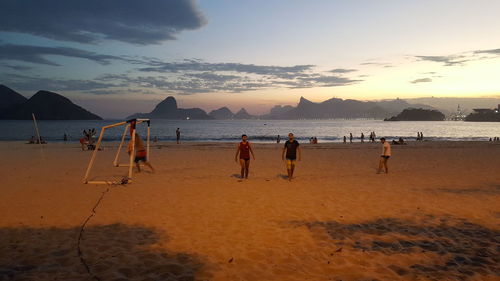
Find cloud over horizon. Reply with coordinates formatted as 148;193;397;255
0;43;124;66
0;0;206;44
410;78;432;84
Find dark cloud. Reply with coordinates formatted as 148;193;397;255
0;63;33;71
184;72;240;82
138;59;315;77
410;78;432;84
292;75;362;88
0;43;124;66
474;48;500;55
359;62;393;68
0;0;205;45
414;47;500;67
415;55;469;66
2;73;120;91
329;68;357;73
3;57;364;95
88;88;157;95
96;74;271;94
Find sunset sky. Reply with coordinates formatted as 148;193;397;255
1;0;500;118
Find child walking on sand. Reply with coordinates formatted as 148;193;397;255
128;133;155;173
377;137;391;174
235;134;255;179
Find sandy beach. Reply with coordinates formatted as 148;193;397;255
1;141;499;281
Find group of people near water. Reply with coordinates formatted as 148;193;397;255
80;128;97;150
129;130;391;181
342;131;378;143
232;133;391;181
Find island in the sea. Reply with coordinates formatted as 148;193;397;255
384;108;445;121
465;105;500;122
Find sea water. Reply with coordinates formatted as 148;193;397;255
1;119;499;142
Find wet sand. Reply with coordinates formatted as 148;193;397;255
1;141;499;281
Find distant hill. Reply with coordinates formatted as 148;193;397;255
465;108;500;122
269;105;294;116
127;96;213;120
0;90;102;120
0;84;28;111
209;107;234;119
263;97;424;119
406;97;500;116
385;108;445;121
234;108;254;119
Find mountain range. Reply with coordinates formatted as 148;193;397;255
260;97;435;119
0;85;102;120
126;95;436;120
5;83;488;121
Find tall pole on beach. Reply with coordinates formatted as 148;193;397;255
32;113;42;145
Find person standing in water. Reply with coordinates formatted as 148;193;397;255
282;133;301;181
377;137;391;174
176;128;181;144
349;133;353;143
277;135;281;143
235;134;255;179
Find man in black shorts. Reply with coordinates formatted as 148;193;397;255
377;137;391;174
282;133;301;181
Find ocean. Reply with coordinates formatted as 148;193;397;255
1;119;499;143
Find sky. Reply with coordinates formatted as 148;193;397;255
1;0;500;118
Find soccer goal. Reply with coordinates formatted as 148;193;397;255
83;118;151;185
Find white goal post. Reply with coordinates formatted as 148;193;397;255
83;118;151;184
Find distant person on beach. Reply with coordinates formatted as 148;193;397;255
392;137;406;145
28;136;35;144
349;133;353;143
277;135;281;143
361;133;365;143
313;137;318;144
153;136;158;143
234;134;255;179
377;138;391;174
128;133;155;173
282;133;301;181
343;136;346;143
63;133;68;142
176;128;181;144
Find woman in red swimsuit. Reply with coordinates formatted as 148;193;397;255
234;134;255;179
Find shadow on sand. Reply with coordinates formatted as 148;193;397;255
291;215;499;280
0;224;210;281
